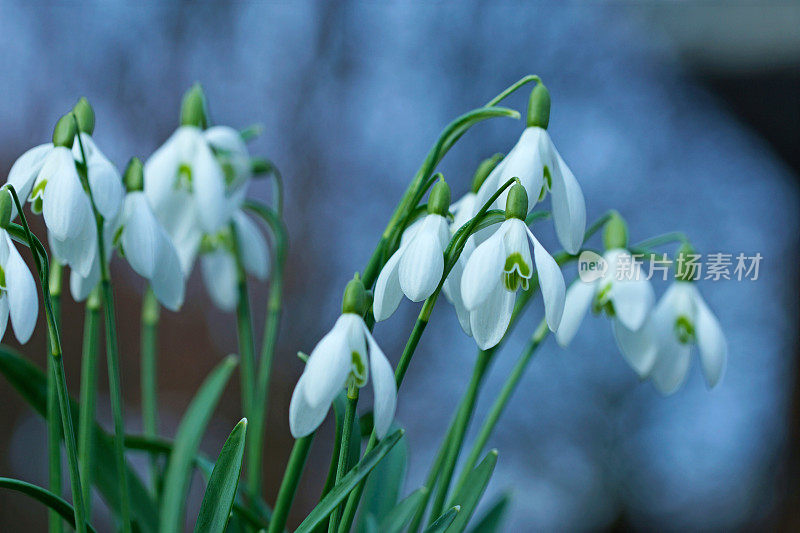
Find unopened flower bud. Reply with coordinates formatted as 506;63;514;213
124;157;144;192
471;153;504;193
341;273;368;315
674;242;697;282
52;114;77;148
527;82;551;129
180;83;208;129
505;182;528;220
72;97;95;135
602;211;628;250
427;177;451;216
0;187;12;229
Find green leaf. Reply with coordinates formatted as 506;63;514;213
295;429;404;533
445;450;498;532
0;346;157;532
159;355;238;533
194;418;248;533
468;493;510;533
378;487;429;533
425;506;460;533
0;477;97;533
359;424;407;529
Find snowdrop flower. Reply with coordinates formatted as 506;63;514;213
555;215;657;377
143;85;252;274
461;183;565;350
290;276;397;438
373;178;451;321
0;192;38;344
473;82;586;254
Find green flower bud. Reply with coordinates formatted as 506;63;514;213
602;211;628;250
527;82;551;129
0;187;13;230
52;114;77;148
124;157;144;192
72;97;95;135
341;273;368;316
674;242;697;282
180;83;208;129
505;182;528;220
471;153;504;193
427;177;451;216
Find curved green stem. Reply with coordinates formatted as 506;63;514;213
78;288;100;516
484;74;541;107
47;260;63;533
140;287;160;499
630;231;690;253
267;434;314;533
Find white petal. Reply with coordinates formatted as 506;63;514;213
144;129;184;215
399;217;425;248
7;144;52;215
471;160;505;216
4;236;38;343
149;229;185;311
204;126;249;155
152;190;202;275
289;372;331;438
120;193;160;278
469;283;515;350
201;249;238;312
450;193;477;233
442;254;472;336
86;149;124;220
302;316;353;408
555;280;595;347
612;318;658;378
373;249;404;322
233;210;269;280
502;219;532;275
498;127;547;212
363;323;397;439
649;287;692;395
42;147;91;241
694;293;727;388
610;257;655;332
527;228;566;331
398;215;445;302
192;139;227;232
0;297;8;342
49;220;98;278
549;146;586;254
461;229;505;310
69;256;100;302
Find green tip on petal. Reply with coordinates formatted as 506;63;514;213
180;83;208;129
527;81;551;129
124;157;144;192
471;153;504;193
505;181;528;220
342;274;368;315
72;97;95;135
52;113;77;148
428;176;451;216
602;211;628;250
0;187;12;230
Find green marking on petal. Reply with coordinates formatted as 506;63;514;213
32;196;43;215
176;163;193;192
350;351;368;387
0;264;6;290
539;166;552;201
503;252;531;291
675;315;696;345
592;282;616;317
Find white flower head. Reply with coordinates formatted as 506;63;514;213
441;192;478;335
0;232;38;344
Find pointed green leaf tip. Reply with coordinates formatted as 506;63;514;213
602;211;628;250
428;177;451;216
471;153;504;193
504;182;528;220
72;97;95;135
52;113;76;148
674;242;697;282
0;188;12;229
180;83;208;129
527;82;551;129
342;274;368;315
124;157;144;192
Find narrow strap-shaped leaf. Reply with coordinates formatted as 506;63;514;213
445;450;498;532
379;487;428;533
359;423;407;526
159;355;239;533
425;506;460;533
0;346;158;532
468;493;510;533
295;429;404;533
0;477;97;533
194;418;248;533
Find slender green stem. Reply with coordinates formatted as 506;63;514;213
484;74;540;107
451;320;549;498
329;388;358;533
267;434;314;533
630;231;690;253
78;288;100;516
232;226;256;422
47;260;63;533
140;287;160;499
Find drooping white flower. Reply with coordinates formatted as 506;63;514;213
441;192;478;335
290;279;396;438
647;281;727;395
555;249;657;377
473;83;586;254
0;232;38;344
460;183;565;350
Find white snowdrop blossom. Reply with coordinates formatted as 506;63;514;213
646;281;727;394
0;232;38;344
144;125;252;274
555;249;657;377
289;313;397;439
461;215;565;350
200;209;269;312
442;192;478;335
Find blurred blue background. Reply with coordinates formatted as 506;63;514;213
0;1;798;531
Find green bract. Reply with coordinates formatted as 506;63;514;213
72;97;95;135
602;211;629;250
52;114;77;147
527;82;551;129
427;178;451;216
504;182;528;220
180;83;208;128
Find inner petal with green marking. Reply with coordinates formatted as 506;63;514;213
592;282;616;317
674;315;696;345
349;350;368;388
503;252;531;292
175;162;193;192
